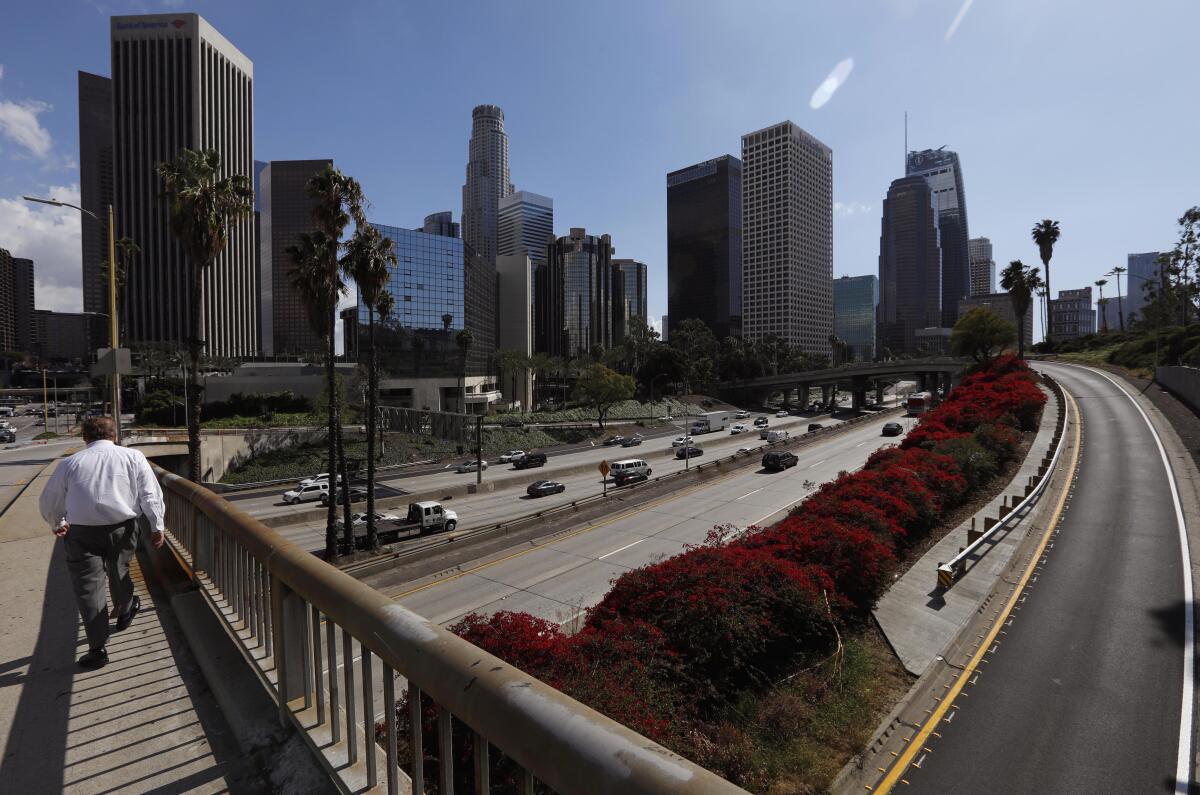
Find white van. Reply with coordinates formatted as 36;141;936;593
0;407;13;418
610;459;652;486
767;430;790;443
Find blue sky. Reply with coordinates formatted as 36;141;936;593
1;0;1197;345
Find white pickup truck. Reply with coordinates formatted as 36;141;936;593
362;500;458;543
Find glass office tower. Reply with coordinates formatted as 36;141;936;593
833;275;878;362
877;176;943;356
537;229;614;358
612;259;648;342
498;191;553;265
907;148;970;328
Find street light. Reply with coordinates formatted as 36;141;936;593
23;195;121;443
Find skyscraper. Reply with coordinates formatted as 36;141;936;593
877;175;943;356
0;249;14;352
612;259;648;342
666;154;742;340
1125;251;1162;323
11;256;35;355
111;13;257;356
78;71;113;329
461;104;513;266
907;148;970;327
1049;287;1096;340
968;236;995;296
959;293;1032;350
537;228;614;358
420;211;460;238
833;275;878;362
258;159;332;356
498;191;553;265
496;253;534;410
741;122;833;356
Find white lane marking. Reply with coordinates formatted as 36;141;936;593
557;609;587;627
1056;363;1194;794
598;538;645;560
856;441;867;448
808;459;828;469
736;488;763;501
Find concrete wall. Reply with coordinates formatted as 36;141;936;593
1157;366;1200;416
201;427;329;483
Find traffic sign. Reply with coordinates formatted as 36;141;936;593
598;460;610;478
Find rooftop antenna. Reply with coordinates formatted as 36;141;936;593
904;111;908;170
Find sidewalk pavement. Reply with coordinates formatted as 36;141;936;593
873;385;1062;676
0;455;262;793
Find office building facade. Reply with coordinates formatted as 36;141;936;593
461;104;514;266
111;13;257;357
968;236;995;296
78;72;114;331
496;253;534;410
258;159;332;356
741;122;833;356
1124;251;1162;325
420;211;459;238
34;311;100;365
877;175;943;357
360;223;497;413
833;274;878;362
498;191;553;265
536;228;615;358
660;315;668;342
11;256;35;355
959;292;1033;350
613;259;648;342
0;249;14;352
1049;287;1096;341
907;148;970;327
666;154;742;340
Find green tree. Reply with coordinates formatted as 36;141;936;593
1031;219;1061;343
157;149;253;483
99;236;139;336
951;307;1016;364
669;318;718;391
573;363;635;429
341;223;395;551
497;349;531;412
999;259;1039;359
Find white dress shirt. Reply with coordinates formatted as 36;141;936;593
39;440;166;533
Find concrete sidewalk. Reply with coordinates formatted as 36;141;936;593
0;456;263;793
873;384;1063;675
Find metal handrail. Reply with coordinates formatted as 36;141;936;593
154;463;747;795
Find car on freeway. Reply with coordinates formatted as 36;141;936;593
775;409;789;418
282;482;329;505
498;450;526;463
500;418;524;429
348;512;400;527
754;416;769;428
729;423;749;435
671;435;694;447
675;445;704;459
33;418;45;427
737;446;754;454
882;422;904;437
807;423;825;433
0;428;15;444
450;460;488;473
299;472;341;488
513;452;548;469
735;410;751;419
611;459;652;486
526;480;566;498
658;415;674;422
321;486;368;506
602;435;626;446
621;435;643;447
761;451;799;472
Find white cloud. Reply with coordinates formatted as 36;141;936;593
834;201;873;217
810;58;854;110
0;98;53;158
0;184;82;311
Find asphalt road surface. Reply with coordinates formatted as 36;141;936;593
901;363;1193;793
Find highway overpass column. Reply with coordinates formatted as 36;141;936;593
875;380;885;405
916;372;927;392
851;376;868;414
799;384;810;409
821;384;833;409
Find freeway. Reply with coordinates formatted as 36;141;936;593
894;363;1194;793
383;412;908;627
0;435;78;519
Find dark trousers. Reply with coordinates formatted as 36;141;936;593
64;520;139;651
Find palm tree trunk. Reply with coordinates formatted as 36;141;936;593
187;263;204;482
365;306;378;551
323;328;337;560
334;304;352;551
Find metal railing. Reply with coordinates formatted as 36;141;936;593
154;463;748;795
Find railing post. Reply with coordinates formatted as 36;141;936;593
271;574;309;725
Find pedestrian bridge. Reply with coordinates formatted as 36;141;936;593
0;450;747;794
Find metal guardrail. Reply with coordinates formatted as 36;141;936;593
935;375;1068;589
154;463;748;795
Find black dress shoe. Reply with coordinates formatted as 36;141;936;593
78;648;108;669
115;595;141;632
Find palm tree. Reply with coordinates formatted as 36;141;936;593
1000;260;1039;359
456;328;474;414
1031;220;1061;344
497;349;531;412
287;232;340;559
1110;265;1126;332
1095;279;1108;332
157;149;253;482
341;224;396;551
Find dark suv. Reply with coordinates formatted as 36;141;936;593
513;452;547;469
762;451;799;472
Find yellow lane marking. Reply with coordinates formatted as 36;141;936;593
874;385;1081;793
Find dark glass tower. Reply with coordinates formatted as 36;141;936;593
536;229;614;358
666;154;741;340
612;259;648;342
78;71;113;332
907;148;970;328
833;274;878;362
877;176;943;356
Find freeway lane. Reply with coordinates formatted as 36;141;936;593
899;363;1193;794
385;414;905;627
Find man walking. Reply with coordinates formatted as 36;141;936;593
39;417;166;669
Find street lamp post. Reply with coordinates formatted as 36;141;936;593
23;196;121;443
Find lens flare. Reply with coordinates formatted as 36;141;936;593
809;58;854;110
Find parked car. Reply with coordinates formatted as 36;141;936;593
671;435;694;448
282;482;329;505
611;459;652;486
762;451;799;472
807;423;825;433
775;409;789;418
621;435;643;447
513;452;548;469
321;486;367;506
735;410;751;419
753;417;769;428
526;480;566;498
882;422;904;437
602;435;626;446
729;423;749;435
501;418;524;429
498;450;526;463
350;511;400;527
450;460;488;473
676;445;704;459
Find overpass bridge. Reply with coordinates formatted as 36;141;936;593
716;357;972;412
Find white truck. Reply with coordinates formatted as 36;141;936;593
362;500;458;543
689;410;732;435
